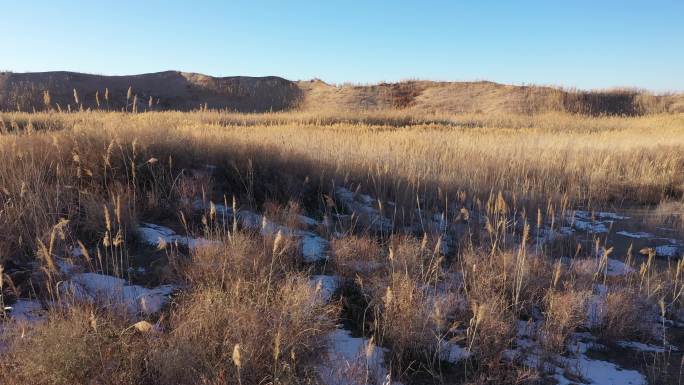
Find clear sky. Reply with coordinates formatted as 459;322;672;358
1;0;682;91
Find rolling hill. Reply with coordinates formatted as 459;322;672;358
0;70;681;115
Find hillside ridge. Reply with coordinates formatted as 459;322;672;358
1;70;681;114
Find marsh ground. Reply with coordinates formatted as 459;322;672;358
1;110;683;385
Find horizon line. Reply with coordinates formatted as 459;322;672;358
1;69;681;95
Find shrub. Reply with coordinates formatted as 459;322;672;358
148;274;338;385
0;306;146;385
592;289;654;341
372;272;459;371
540;289;591;353
331;235;384;279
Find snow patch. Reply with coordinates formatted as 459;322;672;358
655;245;680;258
507;323;647;385
571;219;609;233
238;209;329;262
575;211;629;221
586;284;609;329
138;223;215;250
298;214;320;227
317;328;398;385
310;275;340;303
70;246;85;258
616;231;654;239
507;294;648;384
5;299;46;323
537;226;575;244
65;272;175;315
606;258;635;276
55;257;78;275
617;340;666;353
440;342;471;363
194;202;330;262
335;187;393;233
302;235;329;263
569;210;628;234
560;339;645;385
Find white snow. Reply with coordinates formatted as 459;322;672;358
194;202;330;262
655;245;680;257
559;226;575;235
317;328;398;385
557;358;644;385
70;246;85;257
507;322;647;385
310;275;340;303
440;342;471;363
571;218;609;233
65;272;175;315
302;234;328;263
239;210;268;231
575;211;629;221
537;226;575;245
53;246;87;274
298;214;320;227
5;299;46;323
516;319;538;338
128;266;147;274
586;284;609;329
606;258;635;276
189;164;217;178
251;213;330;262
576;257;634;279
335;187;393;233
55;257;78;275
569;210;628;234
425;213;453;254
506;297;648;385
239;209;330;262
616;231;654;239
138;223;215;250
138;223;177;245
358;194;374;205
617;340;666;353
558;340;646;385
429;212;448;233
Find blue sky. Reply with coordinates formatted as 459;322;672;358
1;1;682;91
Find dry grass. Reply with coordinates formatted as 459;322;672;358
1;229;338;385
156;227;337;385
371;272;460;372
0;305;147;385
591;289;654;341
540;289;591;353
1;109;683;384
151;276;336;385
331;235;384;279
3;109;681;264
299;79;683;115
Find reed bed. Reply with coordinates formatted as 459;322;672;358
0;110;683;384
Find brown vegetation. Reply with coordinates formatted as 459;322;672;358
0;109;683;384
2;71;683;115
